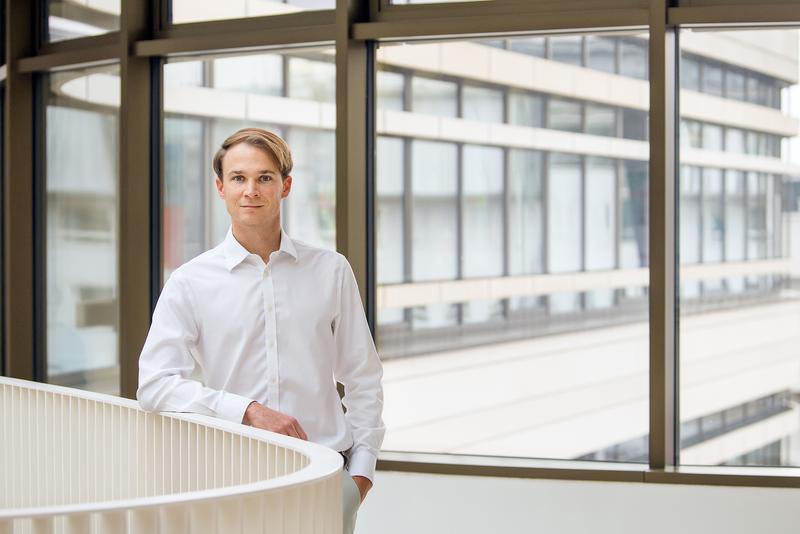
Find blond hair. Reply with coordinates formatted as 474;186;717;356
212;128;293;179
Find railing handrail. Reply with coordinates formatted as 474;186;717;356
0;376;343;521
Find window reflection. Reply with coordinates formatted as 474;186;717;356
46;65;120;394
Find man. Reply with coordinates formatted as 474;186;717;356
137;127;385;534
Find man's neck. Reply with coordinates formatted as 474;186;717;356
231;222;282;265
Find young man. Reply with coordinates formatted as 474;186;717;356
137;127;384;533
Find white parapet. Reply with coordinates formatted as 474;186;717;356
0;376;343;534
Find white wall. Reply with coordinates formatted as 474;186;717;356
356;471;800;534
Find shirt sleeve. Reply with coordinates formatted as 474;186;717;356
137;271;253;424
332;257;386;482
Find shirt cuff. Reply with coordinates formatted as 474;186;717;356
347;448;377;482
217;391;254;424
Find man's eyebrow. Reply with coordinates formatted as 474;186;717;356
226;169;277;175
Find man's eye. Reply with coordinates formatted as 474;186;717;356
260;175;272;182
232;175;244;181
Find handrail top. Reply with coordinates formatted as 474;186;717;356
0;376;344;520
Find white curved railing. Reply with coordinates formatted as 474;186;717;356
0;377;343;534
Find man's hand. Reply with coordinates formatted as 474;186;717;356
242;401;308;440
352;475;372;503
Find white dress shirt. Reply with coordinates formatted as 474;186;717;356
137;228;385;480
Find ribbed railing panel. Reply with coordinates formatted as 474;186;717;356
0;377;343;534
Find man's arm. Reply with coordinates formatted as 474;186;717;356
137;272;253;423
332;257;386;498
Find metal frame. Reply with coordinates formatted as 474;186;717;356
2;0;800;487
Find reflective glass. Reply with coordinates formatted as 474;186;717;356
172;0;333;24
679;29;800;467
162;48;336;280
586;36;616;74
619;39;647;80
549;36;583;66
46;64;120;394
375;35;649;462
412;77;458;117
48;0;119;42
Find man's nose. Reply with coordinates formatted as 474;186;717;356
244;180;260;196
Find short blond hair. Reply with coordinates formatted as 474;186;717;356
213;128;293;179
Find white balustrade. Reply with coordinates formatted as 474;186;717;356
0;376;343;534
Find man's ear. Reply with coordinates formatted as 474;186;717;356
215;176;224;198
281;176;293;199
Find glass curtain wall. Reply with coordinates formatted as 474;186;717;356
47;0;120;42
162;48;336;281
678;28;800;467
171;0;335;24
375;34;650;461
45;64;120;394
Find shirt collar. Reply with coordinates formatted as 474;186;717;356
223;227;298;271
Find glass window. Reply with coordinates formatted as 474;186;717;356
508;149;543;275
548;153;582;273
162;48;336;280
377;137;405;285
213;53;283;96
549;36;583;66
585;157;616;270
681;120;702;148
725;70;746;101
411;76;458;117
287;56;335;103
509;37;546;58
411;140;457;281
679;28;800;468
621;161;648;268
375;35;649;462
585;104;616;137
45;64;120;394
702;168;724;263
619;39;647;80
508;91;544;128
702;123;723;151
586;36;616;74
48;0;119;42
622;108;648;141
681;56;701;91
702;63;724;97
725;127;746;154
378;70;405;112
172;0;334;24
462;145;503;278
725;171;746;262
462;85;504;123
548;98;582;132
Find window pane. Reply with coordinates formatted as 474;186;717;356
46;65;120;394
682;56;701;91
412;76;457;117
679;29;800;468
508;91;543;128
585;157;616;270
48;0;119;42
548;98;582;132
619;39;647;80
162;48;336;280
510;37;546;58
462;85;504;123
172;0;333;24
586;104;616;137
586;36;616;74
462;145;503;278
376;35;649;463
411;140;457;281
550;36;583;66
378;70;405;111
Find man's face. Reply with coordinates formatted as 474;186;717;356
215;142;292;230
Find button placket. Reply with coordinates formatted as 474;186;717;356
262;266;279;408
